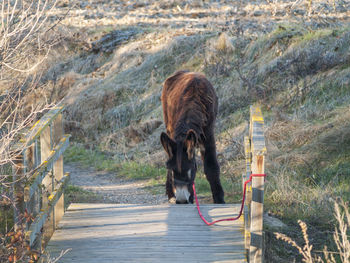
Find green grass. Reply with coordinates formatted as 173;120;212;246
116;161;166;180
246;24;303;63
65;144;167;180
181;56;204;72
64;185;105;207
64;144;166;192
194;173;212;195
64;144;119;171
193;171;242;203
292;71;350;121
294;28;333;46
264;144;350;227
144;178;165;195
267;25;337;48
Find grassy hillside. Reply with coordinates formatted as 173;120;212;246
59;23;350;261
3;0;349;261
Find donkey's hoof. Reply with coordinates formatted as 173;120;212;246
168;197;176;204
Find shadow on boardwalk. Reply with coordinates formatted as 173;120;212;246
46;203;246;263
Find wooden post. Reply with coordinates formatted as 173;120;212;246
24;144;35;229
52;113;64;227
244;136;252;256
12;152;25;231
40;125;53;247
33;139;41;217
249;106;266;263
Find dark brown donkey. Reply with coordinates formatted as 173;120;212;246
160;70;225;204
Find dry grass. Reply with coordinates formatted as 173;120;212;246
55;20;350;263
0;0;349;262
275;200;350;263
62;32;210;146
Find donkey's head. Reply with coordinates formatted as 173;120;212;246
160;130;198;204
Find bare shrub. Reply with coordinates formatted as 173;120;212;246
0;0;59;187
0;0;60;79
0;0;63;261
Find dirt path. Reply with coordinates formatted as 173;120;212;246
64;164;168;204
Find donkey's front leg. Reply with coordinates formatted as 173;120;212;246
202;140;225;204
166;170;176;203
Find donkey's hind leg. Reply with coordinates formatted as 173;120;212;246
166;170;176;203
201;138;225;204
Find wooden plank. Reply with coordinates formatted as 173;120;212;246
52;113;64;228
249;155;265;263
24;142;39;230
40;124;52;198
43;252;245;263
249;105;266;263
249;106;266;155
244;136;252;253
24;135;70;202
40;124;53;249
32;138;41;251
11;106;70;252
24;107;64;147
47;173;70;207
46;204;246;262
12;152;25;231
33;139;41;225
26;173;70;247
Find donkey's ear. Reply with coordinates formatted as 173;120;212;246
185;129;197;160
160;132;176;158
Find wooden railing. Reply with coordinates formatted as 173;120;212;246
243;105;266;263
13;107;70;252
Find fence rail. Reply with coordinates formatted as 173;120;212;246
13;106;70;252
243;105;267;263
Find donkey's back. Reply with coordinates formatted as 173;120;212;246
161;70;218;141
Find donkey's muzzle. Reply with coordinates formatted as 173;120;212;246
175;185;190;204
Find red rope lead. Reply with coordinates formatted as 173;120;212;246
193;174;266;226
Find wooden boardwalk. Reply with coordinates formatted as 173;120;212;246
46;203;246;263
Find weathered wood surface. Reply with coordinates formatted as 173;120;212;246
24;107;64;147
26;173;70;247
46;203;246;262
243;136;252;253
24;134;70;202
249;105;266;263
53;113;65;229
12;106;70;251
